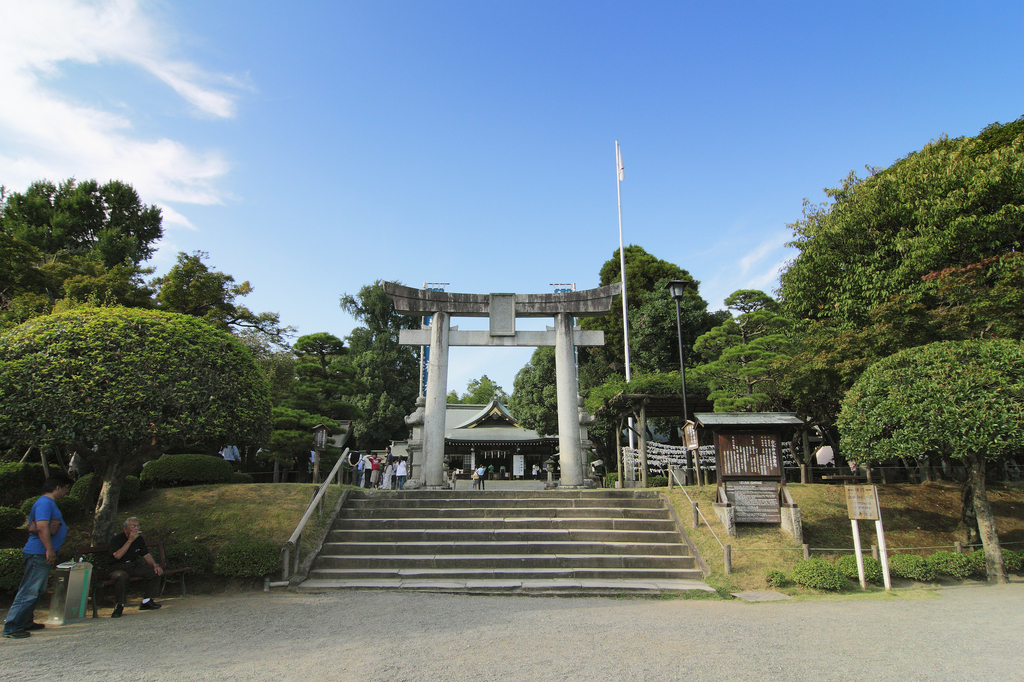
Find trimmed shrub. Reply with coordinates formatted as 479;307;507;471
0;548;25;592
605;473;617;488
0;462;60;507
765;569;788;588
648;476;668;488
1003;549;1022;575
165;541;214;575
887;554;936;582
792;558;847;591
230;472;254;484
966;549;987;578
836;554;884;584
141;454;234;489
0;506;25;533
213;540;280;578
68;473;141;505
19;494;86;523
927;551;972;580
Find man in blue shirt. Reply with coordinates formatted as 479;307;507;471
3;473;73;639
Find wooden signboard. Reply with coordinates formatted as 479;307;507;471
717;433;781;478
683;421;699;452
726;480;781;523
845;485;880;520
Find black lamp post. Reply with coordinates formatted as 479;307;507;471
665;280;693;484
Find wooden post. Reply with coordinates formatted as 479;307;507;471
955;541;963;554
724;544;732;574
692;502;699;529
615;418;623;488
871;544;879;562
803;544;810;561
639;406;648;488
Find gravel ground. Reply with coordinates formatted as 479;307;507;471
4;583;1022;681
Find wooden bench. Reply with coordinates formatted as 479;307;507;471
76;540;191;618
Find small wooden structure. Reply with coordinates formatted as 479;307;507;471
695;412;804;542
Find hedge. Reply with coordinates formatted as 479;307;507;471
19;495;87;524
887;554;936;582
0;462;60;508
213;540;280;578
165;541;214;575
836;554;884;585
69;473;141;505
765;569;788;588
927;551;973;580
141;454;234;488
0;548;24;592
0;506;25;533
792;558;846;591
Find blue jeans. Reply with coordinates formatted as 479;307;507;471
3;554;52;634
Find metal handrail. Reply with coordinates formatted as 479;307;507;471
670;468;725;549
278;447;349;581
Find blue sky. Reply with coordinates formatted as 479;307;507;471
2;1;1022;395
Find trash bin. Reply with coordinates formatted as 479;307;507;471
48;561;92;625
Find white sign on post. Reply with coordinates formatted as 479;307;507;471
845;485;892;590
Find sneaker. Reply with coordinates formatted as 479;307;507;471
3;630;31;639
139;601;162;611
111;604;124;618
24;622;45;631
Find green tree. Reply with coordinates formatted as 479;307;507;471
838;339;1024;583
339;281;420;447
447;375;509;404
508;348;559;436
692;290;793;412
0;308;271;542
152;251;292;345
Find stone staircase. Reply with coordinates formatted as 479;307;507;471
297;489;710;595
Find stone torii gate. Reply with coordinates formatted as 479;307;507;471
383;281;618;489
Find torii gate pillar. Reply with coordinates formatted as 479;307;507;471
384;282;617;489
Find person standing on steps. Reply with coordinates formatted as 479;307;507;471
476;464;487;491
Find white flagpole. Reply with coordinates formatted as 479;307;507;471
615;140;637;455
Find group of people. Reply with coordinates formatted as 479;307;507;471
344;446;408;490
4;474;164;639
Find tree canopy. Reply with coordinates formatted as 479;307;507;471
508;347;559;436
838;339;1024;582
447;375;508;405
0;308;271;542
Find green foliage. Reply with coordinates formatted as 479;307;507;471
231;472;253;484
966;549;987;578
164;541;214;575
648;476;668;488
605;473;618;488
0;462;59;507
213;540;280;578
1003;550;1023;575
0;548;25;592
791;558;846;591
0;506;24;533
69;473;140;505
140;454;235;488
692;290;793;412
836;554;884;584
448;375;508;404
765;569;788;588
839;339;1024;466
886;554;936;582
508;347;559;436
926;551;973;580
18;494;86;523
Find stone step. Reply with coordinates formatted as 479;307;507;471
346;490;661;500
295;577;714;595
318;541;692;557
331;517;678;531
312;553;697;570
337;506;669;519
306;566;705;581
344;497;665;510
325;528;686;544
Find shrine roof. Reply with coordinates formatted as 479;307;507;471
694;412;804;427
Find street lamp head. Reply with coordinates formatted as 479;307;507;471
665;280;687;301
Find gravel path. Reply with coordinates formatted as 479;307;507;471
5;583;1022;681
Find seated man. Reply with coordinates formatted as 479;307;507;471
108;517;163;618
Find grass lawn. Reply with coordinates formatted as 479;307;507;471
665;480;1024;594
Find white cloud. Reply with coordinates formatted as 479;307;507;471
0;0;236;218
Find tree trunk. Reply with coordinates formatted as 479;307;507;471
967;454;1008;584
92;457;127;545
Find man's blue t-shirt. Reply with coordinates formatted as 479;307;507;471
23;496;66;555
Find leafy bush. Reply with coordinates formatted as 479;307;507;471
165;541;214;575
1003;549;1022;575
0;462;60;507
927;551;972;580
140;454;234;489
605;473;617;488
649;476;668;488
69;473;141;505
966;549;987;578
765;569;788;588
19;494;86;523
887;554;936;582
0;548;25;592
214;540;280;578
791;558;847;591
836;554;884;584
0;506;25;533
231;472;254;484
